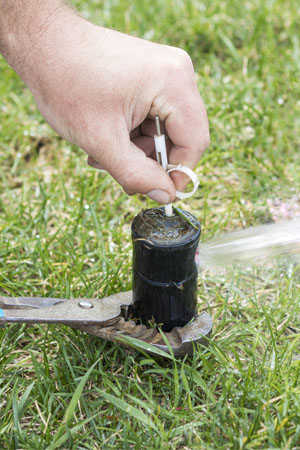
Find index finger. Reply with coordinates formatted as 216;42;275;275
164;81;209;192
166;86;210;168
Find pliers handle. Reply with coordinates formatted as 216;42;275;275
0;292;132;326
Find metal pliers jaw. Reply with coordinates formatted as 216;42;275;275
0;292;212;357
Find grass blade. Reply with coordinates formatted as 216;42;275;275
117;335;174;359
98;390;158;431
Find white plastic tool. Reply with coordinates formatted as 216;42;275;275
154;116;173;216
154;116;199;216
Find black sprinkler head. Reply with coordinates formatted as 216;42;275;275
131;207;201;332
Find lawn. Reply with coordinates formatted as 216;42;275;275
0;0;300;448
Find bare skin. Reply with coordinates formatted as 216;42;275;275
0;1;209;204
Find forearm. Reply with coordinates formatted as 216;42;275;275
0;0;79;88
0;1;141;124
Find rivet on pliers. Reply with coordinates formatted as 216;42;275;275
78;300;94;309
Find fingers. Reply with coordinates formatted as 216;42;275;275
163;89;209;192
113;141;176;203
88;134;176;204
148;51;210;191
165;88;210;169
86;44;209;199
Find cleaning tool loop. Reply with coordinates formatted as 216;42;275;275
167;164;199;199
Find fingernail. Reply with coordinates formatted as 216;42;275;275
146;190;171;204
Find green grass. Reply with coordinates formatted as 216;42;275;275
1;0;300;448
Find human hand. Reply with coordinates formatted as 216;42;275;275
2;5;209;204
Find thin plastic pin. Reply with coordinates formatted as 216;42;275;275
154;116;173;216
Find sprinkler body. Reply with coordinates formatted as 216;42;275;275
131;207;200;332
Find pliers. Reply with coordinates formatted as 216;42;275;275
0;292;212;357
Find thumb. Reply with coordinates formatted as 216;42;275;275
91;140;176;204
